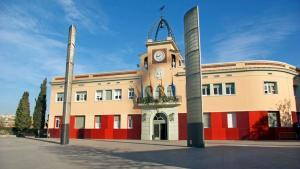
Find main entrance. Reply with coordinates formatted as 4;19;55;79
153;113;168;140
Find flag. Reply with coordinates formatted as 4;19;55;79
171;75;176;96
159;79;165;97
140;80;143;98
149;70;153;97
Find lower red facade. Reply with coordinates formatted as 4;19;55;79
49;114;141;139
49;111;297;140
179;111;297;140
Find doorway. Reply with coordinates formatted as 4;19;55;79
153;113;168;140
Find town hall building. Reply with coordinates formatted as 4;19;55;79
48;16;300;140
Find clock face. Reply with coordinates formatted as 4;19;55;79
153;50;165;62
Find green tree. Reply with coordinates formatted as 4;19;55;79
33;78;47;136
15;91;31;135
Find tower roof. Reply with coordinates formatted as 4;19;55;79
147;15;175;42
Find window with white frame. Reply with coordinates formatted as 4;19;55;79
213;84;222;95
227;112;237;128
203;113;211;128
55;116;60;128
95;90;103;101
114;89;122;100
114;115;120;129
268;112;279;127
95;115;101;129
76;91;87;101
225;83;235;95
105;90;112;100
128;115;133;129
202;84;210;96
56;93;64;102
75;116;85;129
128;88;134;99
264;82;278;94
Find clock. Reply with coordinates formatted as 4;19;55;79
153;50;166;62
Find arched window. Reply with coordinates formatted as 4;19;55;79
144;57;148;70
171;54;176;68
153;113;167;122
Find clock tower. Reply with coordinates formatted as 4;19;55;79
138;15;186;141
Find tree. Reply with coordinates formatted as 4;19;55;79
276;99;292;127
33;78;47;135
15;91;31;135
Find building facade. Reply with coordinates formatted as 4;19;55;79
48;19;300;140
0;115;15;128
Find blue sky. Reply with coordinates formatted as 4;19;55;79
0;0;299;114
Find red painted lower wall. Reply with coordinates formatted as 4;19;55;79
49;112;296;140
49;114;141;139
178;111;296;140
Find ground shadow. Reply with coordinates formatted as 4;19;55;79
25;137;61;144
91;139;187;147
44;142;300;169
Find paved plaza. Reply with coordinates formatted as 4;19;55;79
0;137;300;169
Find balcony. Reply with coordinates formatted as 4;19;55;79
136;96;182;108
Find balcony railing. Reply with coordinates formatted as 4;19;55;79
136;96;182;108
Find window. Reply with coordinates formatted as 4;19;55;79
213;84;222;95
75;116;85;129
202;84;210;96
76;91;87;101
294;85;300;97
114;115;120;129
171;54;176;68
95;90;103;101
225;83;235;95
56;93;64;102
114;89;122;100
203;113;211;128
264;82;278;94
105;90;112;100
227;112;237;128
268;112;279;127
95;115;101;129
55;116;60;128
128;115;133;129
128;88;134;99
144;57;148;70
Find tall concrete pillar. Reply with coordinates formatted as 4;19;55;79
184;6;205;148
61;25;76;145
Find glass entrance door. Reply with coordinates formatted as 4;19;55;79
153;124;160;140
153;113;168;140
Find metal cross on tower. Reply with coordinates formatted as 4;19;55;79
147;6;175;41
